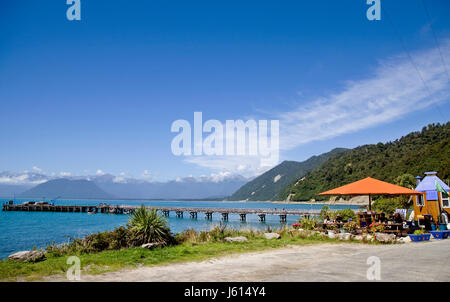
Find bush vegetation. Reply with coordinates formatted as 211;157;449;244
319;206;356;222
334;208;357;221
43;205;363;259
127;205;174;245
372;197;410;215
343;221;358;232
47;205;174;257
295;217;317;230
413;229;427;235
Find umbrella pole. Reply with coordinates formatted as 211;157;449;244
437;193;443;228
369;194;376;241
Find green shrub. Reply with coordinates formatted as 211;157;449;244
319;207;356;222
325;224;338;231
369;222;384;233
49;206;174;255
199;231;211;242
298;217;317;230
372;197;408;215
208;222;230;241
240;229;260;240
343;221;358;232
276;225;291;237
334;209;356;221
176;229;200;243
108;226;131;249
319;206;333;221
46;226;132;255
127;205;173;246
413;229;427;235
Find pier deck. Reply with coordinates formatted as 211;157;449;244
2;203;326;222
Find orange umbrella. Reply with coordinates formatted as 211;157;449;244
318;177;423;210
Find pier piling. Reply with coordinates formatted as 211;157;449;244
221;213;229;221
258;214;266;222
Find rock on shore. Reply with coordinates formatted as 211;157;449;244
264;233;281;240
8;250;46;262
224;236;248;242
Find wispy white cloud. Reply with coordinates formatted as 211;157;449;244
174;171;247;183
141;170;152;179
183;41;450;176
201;171;245;183
112;171;132;183
32;166;43;173
0;171;49;185
185;155;271;177
277;40;450;150
0;169;247;185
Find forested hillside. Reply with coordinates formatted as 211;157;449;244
280;123;450;201
228;148;347;201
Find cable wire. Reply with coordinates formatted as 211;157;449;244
381;5;448;119
421;0;450;84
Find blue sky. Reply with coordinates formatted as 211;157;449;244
1;0;449;182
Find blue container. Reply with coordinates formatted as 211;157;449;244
409;234;420;242
430;231;449;239
431;224;436;231
439;224;447;231
409;234;430;242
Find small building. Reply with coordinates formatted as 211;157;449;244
413;172;450;223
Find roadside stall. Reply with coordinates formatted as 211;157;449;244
413;172;450;239
318;177;423;235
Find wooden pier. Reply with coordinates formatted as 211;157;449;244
2;203;327;223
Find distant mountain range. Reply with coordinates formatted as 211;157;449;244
19;179;114;199
0;184;33;197
92;174;247;199
227;148;348;201
0;173;247;200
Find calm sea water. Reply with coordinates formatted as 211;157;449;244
0;199;360;259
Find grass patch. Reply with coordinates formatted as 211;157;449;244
0;234;361;281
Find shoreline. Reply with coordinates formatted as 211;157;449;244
1;197;366;207
268;200;366;206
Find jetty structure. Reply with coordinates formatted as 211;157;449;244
1;202;329;223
